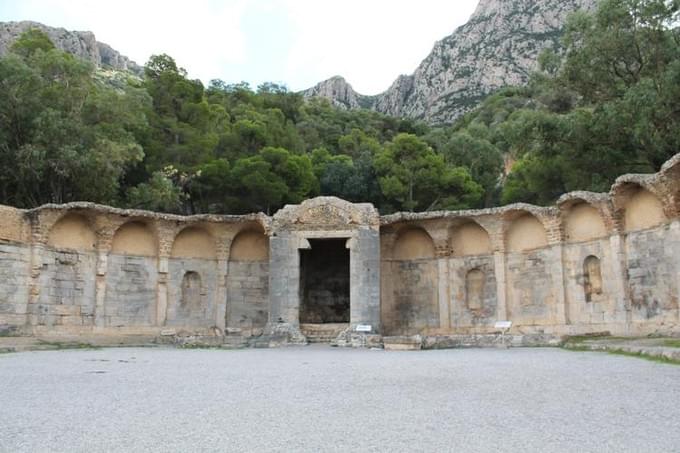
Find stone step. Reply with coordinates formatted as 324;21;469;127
383;335;423;351
300;323;349;344
222;335;247;348
306;336;338;344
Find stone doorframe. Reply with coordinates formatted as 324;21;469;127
263;197;381;346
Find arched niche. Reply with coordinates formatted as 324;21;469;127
392;227;435;260
506;213;548;252
466;269;485;310
181;271;202;308
229;229;269;262
111;221;157;257
624;188;668;232
583;255;603;302
564;202;607;243
171;227;217;259
47;214;96;251
451;222;492;257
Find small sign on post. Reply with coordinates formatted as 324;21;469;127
494;321;512;330
494;321;512;348
355;324;372;333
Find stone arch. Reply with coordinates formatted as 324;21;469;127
505;213;548;252
563;202;607;243
392;227;435;260
623;187;668;232
110;221;157;256
450;221;492;257
583;255;603;302
47;214;96;251
229;229;269;262
466;269;485;310
171;226;217;259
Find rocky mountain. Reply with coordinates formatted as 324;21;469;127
0;21;142;75
303;0;598;125
301;75;368;110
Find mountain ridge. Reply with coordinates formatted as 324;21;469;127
303;0;598;124
0;20;142;75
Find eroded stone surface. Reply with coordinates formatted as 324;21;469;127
1;157;680;346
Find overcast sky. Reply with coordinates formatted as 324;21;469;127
0;0;479;94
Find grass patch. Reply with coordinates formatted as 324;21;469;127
36;339;101;350
564;334;638;344
663;339;680;348
564;344;680;365
562;333;611;344
177;343;226;349
562;344;594;352
607;349;680;365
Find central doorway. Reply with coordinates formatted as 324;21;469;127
299;238;350;325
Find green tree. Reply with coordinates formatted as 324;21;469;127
141;54;228;171
374;133;482;212
229;147;316;214
0;30;149;207
441;123;503;207
190;159;233;213
9;27;55;58
126;169;185;213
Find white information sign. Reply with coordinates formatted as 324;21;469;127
355;324;372;333
494;321;512;330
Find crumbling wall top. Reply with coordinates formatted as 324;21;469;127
271;197;380;232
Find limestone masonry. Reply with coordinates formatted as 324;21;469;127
2;154;680;347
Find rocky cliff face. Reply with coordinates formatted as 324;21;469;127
0;21;142;74
303;0;598;124
301;76;369;110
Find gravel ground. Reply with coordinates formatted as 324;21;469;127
0;346;679;453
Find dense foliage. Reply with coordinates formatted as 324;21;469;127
450;0;680;205
0;0;678;213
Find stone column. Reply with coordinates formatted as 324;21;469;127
493;251;508;321
155;222;175;328
263;232;307;345
25;212;53;329
552;244;569;326
156;255;169;326
94;251;108;328
672;221;680;325
93;224;114;329
269;232;304;324
545;217;568;327
26;242;45;328
609;233;631;326
347;228;381;333
437;256;450;331
214;258;228;333
486;220;509;322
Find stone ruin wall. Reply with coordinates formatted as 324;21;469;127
380;154;680;338
2;153;680;339
0;204;271;337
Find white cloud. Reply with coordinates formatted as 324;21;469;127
1;0;479;93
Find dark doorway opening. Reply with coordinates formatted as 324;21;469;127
299;239;350;324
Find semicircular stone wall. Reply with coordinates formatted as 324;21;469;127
1;153;680;340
